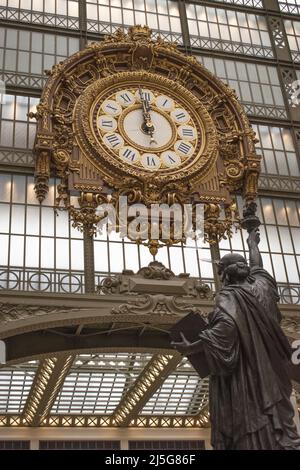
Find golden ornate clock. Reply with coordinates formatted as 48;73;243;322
74;71;217;187
33;26;261;251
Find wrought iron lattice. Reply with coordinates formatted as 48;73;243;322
190;37;273;58
279;1;300;15
269;17;287;49
0;6;79;29
0;149;35;167
240;103;287;119
208;0;263;7
259;175;300;192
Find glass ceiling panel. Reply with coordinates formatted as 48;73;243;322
0;355;209;417
52;353;153;415
0;361;38;414
142;374;209;416
52;354;209;416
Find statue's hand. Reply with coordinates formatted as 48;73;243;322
171;332;192;355
247;228;260;246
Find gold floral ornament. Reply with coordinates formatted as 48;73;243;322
32;26;261;254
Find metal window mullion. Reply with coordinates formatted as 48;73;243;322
178;0;191;50
7;173;13;290
194;239;202;279
282;198;300;282
22;175;28;290
68;206;72;293
272;199;290;285
258;197;277;280
121;238;125;271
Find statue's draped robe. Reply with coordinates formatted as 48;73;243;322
199;267;300;450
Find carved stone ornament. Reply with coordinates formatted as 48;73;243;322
32;25;261;252
111;294;206;317
0;303;82;324
281;317;300;336
97;262;213;300
137;261;175;280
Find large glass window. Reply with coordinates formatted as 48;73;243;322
0;94;38;150
0;94;38;166
0;173;214;293
186;4;272;58
198;56;287;119
0;174;85;293
0;0;79;29
252;124;299;177
220;196;300;304
284;19;300;62
86;0;183;43
94;232;214;282
0;27;80;88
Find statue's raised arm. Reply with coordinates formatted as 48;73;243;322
247;228;263;268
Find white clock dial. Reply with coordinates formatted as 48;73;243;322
135;89;155;104
174;140;194;157
101;100;122;116
98;115;118;132
177;125;197;141
156;95;174;112
141;153;161;170
161;151;181;168
119;146;140;164
116;90;136;107
96;86;200;173
171;108;191;124
103;132;124;150
122;108;173;149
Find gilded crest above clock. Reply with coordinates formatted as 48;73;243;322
33;25;260;209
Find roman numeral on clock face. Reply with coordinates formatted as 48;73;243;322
182;128;194;137
116;90;135;107
141;153;161;170
119;146;140;164
171;108;190;124
98;115;117;132
175;140;194;157
143;92;151;102
156;95;174;112
121;93;131;103
102;100;122;116
135;89;154;104
103;132;124;149
102;120;113;127
161;151;181;168
178;142;191;154
178;125;196;141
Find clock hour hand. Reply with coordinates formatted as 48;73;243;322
139;87;156;143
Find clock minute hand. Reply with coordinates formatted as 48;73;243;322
139;87;155;139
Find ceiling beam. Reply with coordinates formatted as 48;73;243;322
111;353;182;427
21;355;74;426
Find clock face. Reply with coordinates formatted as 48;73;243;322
75;71;217;185
94;86;201;172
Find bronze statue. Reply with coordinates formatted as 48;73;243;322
172;227;300;450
